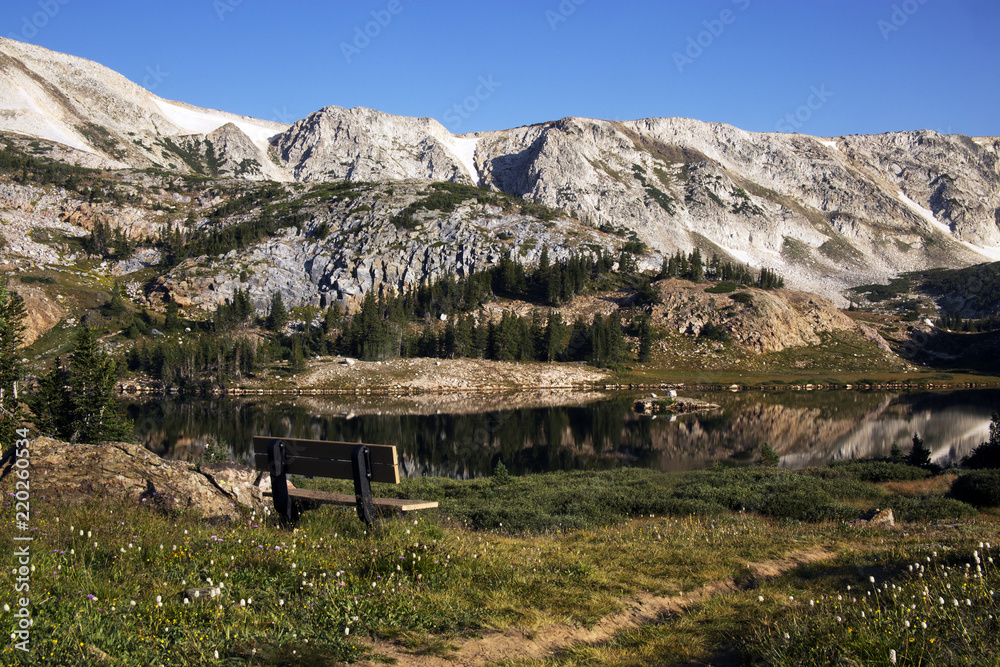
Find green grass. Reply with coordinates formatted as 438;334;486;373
745;538;1000;666
505;528;1000;666
293;465;976;533
3;461;1000;665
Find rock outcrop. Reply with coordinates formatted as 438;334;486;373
648;279;888;355
153;180;609;312
275;105;480;184
0;438;271;521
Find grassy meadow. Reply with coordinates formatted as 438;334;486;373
2;462;1000;665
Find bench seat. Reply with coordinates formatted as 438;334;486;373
253;436;438;524
265;487;439;512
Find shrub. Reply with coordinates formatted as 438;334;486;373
886;495;978;521
759;443;780;467
674;467;881;522
823;460;931;483
706;281;739;294
699;322;730;342
950;470;1000;508
19;274;55;285
729;292;754;306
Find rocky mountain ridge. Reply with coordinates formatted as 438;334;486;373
0;38;289;179
1;38;998;306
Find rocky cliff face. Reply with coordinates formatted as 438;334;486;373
274;106;480;184
271;108;1000;301
154;181;609;312
470;118;1000;301
2;38;998;308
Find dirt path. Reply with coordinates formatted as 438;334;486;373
357;547;836;666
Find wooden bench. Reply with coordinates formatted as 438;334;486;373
252;436;438;525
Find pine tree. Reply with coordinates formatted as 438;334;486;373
546;264;564;306
607;313;625;366
0;284;27;446
908;433;932;468
542;311;567;361
33;325;131;444
759;443;780;467
691;248;704;283
267;291;288;332
442;321;457;358
618;250;638;275
163;300;181;332
322;303;340;333
667;254;678;278
890;443;905;463
658;255;670;280
637;315;654;362
288;335;306;372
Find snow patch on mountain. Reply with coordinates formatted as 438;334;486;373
0;81;91;152
445;135;480;185
152;98;285;152
898;190;1000;261
898;191;952;235
720;245;758;267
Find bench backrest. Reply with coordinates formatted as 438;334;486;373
252;437;401;484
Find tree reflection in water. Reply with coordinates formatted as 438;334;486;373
126;389;1000;478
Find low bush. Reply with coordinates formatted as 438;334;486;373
885;495;978;521
705;281;740;294
729;292;755;306
299;463;976;532
821;460;931;483
699;322;731;342
950;470;1000;507
668;467;880;523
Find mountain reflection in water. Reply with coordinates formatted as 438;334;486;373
126;389;1000;479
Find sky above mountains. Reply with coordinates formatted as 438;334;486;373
5;0;998;137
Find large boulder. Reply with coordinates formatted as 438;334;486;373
0;437;271;521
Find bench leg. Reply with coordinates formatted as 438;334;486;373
267;439;299;524
352;445;376;526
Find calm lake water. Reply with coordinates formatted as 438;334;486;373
125;389;1000;479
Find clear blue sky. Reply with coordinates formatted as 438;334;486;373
6;0;999;136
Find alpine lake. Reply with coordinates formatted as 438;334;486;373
126;387;1000;478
